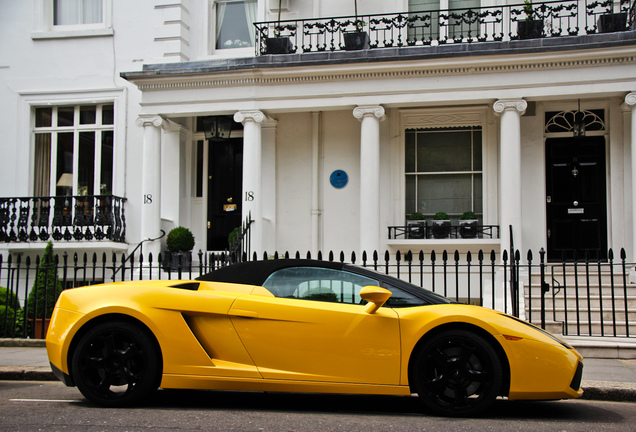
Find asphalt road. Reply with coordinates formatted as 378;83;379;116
1;381;636;432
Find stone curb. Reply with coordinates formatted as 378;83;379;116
0;369;634;403
0;338;46;347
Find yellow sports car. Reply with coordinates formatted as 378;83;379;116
46;259;583;417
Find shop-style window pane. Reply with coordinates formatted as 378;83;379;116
78;132;95;196
405;126;482;220
215;1;256;49
417;130;472;172
102;105;114;125
58;107;74;127
54;0;103;25
36;108;52;127
56;133;74;196
100;131;113;195
80;106;96;125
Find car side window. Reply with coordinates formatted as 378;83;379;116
262;267;379;305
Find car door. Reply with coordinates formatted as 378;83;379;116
228;267;401;385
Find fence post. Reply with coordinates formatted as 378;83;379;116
539;247;548;330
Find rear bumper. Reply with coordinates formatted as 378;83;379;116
50;361;75;387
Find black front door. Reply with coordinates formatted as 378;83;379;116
207;138;243;251
545;136;607;261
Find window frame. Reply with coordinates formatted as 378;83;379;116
33;103;115;198
398;106;494;227
32;0;113;40
210;0;258;54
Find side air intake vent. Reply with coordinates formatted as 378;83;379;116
170;282;200;291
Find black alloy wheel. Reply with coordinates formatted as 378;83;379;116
71;320;162;407
413;329;503;417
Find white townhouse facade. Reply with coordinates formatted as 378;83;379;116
1;0;636;280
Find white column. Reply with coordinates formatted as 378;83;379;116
311;112;323;257
234;110;266;256
354;105;385;256
625;92;636;260
493;99;527;258
136;115;166;260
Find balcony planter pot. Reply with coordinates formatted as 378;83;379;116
459;220;479;239
431;212;451;239
597;13;627;33
265;36;293;54
517;19;544;39
343;31;369;50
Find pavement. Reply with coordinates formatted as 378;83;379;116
1;337;636;402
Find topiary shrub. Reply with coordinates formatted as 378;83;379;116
26;241;63;320
0;286;22;337
166;227;195;252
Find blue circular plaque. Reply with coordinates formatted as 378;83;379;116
330;170;348;189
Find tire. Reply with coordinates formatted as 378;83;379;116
412;329;503;417
71;320;162;407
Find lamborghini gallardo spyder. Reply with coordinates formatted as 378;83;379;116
46;259;583;417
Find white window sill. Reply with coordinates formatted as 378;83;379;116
32;27;114;40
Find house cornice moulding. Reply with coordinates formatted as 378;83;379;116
130;49;636;92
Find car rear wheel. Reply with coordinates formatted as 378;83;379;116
71;320;161;407
412;329;502;417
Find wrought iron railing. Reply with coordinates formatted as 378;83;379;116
254;0;634;55
0;195;127;244
388;224;500;240
1;247;634;339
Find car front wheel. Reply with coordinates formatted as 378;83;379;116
71;320;162;407
412;329;503;417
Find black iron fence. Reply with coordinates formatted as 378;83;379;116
255;0;634;55
0;195;126;244
1;246;634;339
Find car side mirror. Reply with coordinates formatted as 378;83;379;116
360;286;392;314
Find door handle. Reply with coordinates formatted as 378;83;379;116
229;309;258;318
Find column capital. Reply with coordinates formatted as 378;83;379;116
136;114;166;128
625;92;636;108
234;110;266;124
493;99;528;116
353;105;386;121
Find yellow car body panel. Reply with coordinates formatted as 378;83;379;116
46;278;582;402
396;304;583;399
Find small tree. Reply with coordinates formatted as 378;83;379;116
26;241;63;320
166;226;195;252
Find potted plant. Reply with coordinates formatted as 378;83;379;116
459;211;479;239
163;226;195;272
343;1;369;50
431;211;451;239
517;0;544;40
407;212;426;239
26;241;63;338
596;2;628;34
265;0;294;54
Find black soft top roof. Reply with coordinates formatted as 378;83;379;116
196;259;346;286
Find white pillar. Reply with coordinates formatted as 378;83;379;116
136;115;166;260
311;112;323;257
625;92;636;260
354;105;385;256
234;110;266;256
493;99;527;259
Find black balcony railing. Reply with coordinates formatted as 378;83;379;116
255;0;634;55
0;195;127;244
388;224;500;240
